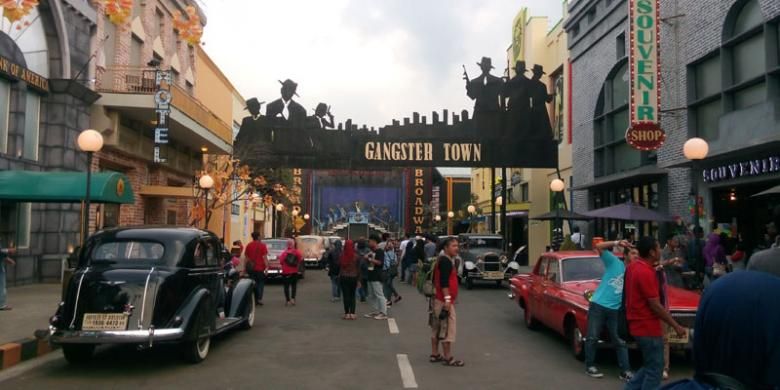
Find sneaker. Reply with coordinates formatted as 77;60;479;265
619;371;634;381
586;367;604;378
663;370;669;380
363;312;379;318
373;313;388;320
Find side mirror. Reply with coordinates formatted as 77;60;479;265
67;246;81;269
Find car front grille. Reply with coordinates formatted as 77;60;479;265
483;255;500;271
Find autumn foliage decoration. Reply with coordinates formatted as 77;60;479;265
172;5;202;46
2;0;38;24
101;0;133;26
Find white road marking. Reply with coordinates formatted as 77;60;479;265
396;354;418;389
388;317;399;334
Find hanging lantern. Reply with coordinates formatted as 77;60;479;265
2;0;38;23
172;5;203;46
102;0;133;26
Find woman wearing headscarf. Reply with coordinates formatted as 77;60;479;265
703;233;727;285
326;240;343;302
338;239;361;320
279;239;303;306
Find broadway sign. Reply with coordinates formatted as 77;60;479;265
626;0;665;151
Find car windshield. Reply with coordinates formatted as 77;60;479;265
299;237;320;245
561;257;605;282
91;241;165;264
264;240;287;251
465;238;502;249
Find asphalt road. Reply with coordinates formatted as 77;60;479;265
0;272;692;389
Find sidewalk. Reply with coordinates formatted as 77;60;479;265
0;284;61;369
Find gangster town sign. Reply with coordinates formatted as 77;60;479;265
626;0;665;151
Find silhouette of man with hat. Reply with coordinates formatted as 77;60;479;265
528;64;554;140
308;103;334;129
466;57;504;135
503;60;532;138
266;79;307;128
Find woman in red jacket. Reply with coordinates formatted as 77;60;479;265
279;239;303;306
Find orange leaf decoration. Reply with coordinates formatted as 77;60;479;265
2;0;38;23
101;0;132;26
172;5;203;46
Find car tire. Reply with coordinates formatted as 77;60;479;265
62;344;95;364
465;277;473;290
240;291;256;330
181;304;211;364
568;325;585;361
523;305;540;330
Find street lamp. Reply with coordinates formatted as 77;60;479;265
467;205;476;214
550;179;566;251
550;178;565;193
684;137;709;230
434;215;442;222
199;174;214;229
275;203;284;237
77;129;104;246
447;211;455;219
496;196;503;207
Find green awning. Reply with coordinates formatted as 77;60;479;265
0;171;135;204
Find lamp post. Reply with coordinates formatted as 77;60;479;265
550;179;566;251
447;211;455;235
683;137;709;231
77;129;104;246
467;205;476;233
199;174;214;230
275;203;284;237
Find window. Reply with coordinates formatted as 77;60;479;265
0;80;9;154
593;60;648;177
166;210;177;225
154;8;164;38
521;183;529;202
130;35;143;67
185;80;194;94
93;241;165;262
616;33;626;59
551;70;565;143
587;7;596;24
23;92;39;160
0;202;31;248
102;204;120;228
687;0;773;140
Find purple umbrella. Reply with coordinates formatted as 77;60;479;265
583;202;674;222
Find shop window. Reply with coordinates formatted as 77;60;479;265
129;34;143;67
695;99;722;141
521;183;529;202
732;34;766;84
0;202;30;248
23;92;39;161
551;70;565;144
0;80;9;154
616;33;625;59
693;56;721;99
102;203;120;228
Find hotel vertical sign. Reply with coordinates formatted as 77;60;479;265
626;0;665;151
153;69;172;163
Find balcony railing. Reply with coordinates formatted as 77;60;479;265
96;65;233;145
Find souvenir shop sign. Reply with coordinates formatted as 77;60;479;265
703;156;780;183
626;0;665;151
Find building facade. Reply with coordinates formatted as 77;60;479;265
565;0;779;246
0;0;99;285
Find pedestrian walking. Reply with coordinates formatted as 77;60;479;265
338;239;360;320
356;239;370;302
244;232;269;306
363;235;388;320
0;243;16;311
424;235;437;259
407;239;426;285
624;236;687;390
703;232;727;285
383;240;402;306
325;240;342;302
584;239;634;381
429;237;464;367
279;239;303;306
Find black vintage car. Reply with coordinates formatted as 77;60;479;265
49;227;256;364
457;234;519;289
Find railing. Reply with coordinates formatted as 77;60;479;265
97;65;233;145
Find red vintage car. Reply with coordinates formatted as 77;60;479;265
509;251;700;359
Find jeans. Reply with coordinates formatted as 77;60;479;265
625;336;664;390
383;273;399;300
339;277;358;314
358;278;368;300
404;264;417;284
282;274;298;301
584;302;631;373
329;275;341;298
249;271;265;302
367;281;387;315
0;263;7;308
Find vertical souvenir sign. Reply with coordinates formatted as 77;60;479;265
154;69;171;163
626;0;665;151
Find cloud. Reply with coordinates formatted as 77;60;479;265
201;0;562;128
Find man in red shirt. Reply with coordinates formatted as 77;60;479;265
430;237;464;367
624;236;686;389
244;232;268;306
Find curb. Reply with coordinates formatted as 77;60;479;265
0;336;58;371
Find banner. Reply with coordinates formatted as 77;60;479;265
626;0;665;151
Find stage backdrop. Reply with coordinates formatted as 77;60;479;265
315;186;403;232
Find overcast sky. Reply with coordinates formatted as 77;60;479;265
201;0;564;128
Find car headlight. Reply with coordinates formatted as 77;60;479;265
465;261;476;270
500;255;508;264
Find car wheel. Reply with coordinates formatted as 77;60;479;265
523;305;540;330
181;304;211;364
240;291;256;330
568;325;585;361
62;344;95;364
465;277;473;290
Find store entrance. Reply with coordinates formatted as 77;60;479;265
711;180;780;253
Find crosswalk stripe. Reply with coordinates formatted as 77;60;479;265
396;354;418;389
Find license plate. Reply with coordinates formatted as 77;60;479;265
484;271;504;280
82;313;128;331
666;327;690;344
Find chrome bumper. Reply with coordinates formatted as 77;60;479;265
50;327;184;345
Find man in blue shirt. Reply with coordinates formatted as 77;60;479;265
585;239;635;381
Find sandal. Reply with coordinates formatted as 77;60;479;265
429;354;444;363
0;305;11;311
442;357;465;367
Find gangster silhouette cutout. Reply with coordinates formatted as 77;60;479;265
266;79;307;128
466;57;504;135
528;64;554;140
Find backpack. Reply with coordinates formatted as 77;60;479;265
284;252;299;267
417;258;438;297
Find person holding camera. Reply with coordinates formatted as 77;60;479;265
429;237;464;367
363;235;387;320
